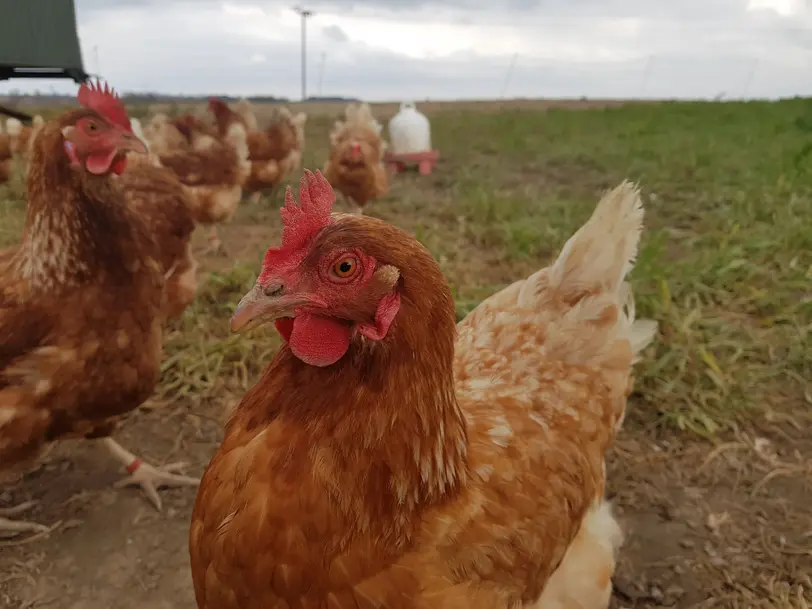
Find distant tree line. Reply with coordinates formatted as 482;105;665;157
0;90;359;105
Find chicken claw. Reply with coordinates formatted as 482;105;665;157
0;501;53;539
101;438;200;512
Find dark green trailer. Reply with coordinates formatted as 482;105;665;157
0;0;89;121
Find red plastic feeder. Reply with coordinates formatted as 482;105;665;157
385;150;440;175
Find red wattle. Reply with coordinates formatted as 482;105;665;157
111;156;128;175
288;313;351;367
274;318;294;342
85;148;119;175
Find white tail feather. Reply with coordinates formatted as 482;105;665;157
548;181;644;297
515;182;657;374
5;117;22;137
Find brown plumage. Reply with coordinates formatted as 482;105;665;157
6;116;45;157
118;152;198;319
0;129;12;184
208;98;251;136
135;112;251;253
208;98;306;197
141;113;188;155
158;128;249;229
189;173;657;608
0;92;199;537
172;113;219;141
323;102;389;214
1;110;163;485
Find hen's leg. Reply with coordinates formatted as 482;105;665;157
249;191;261;204
101;438;200;512
209;227;224;254
198;227;227;257
0;501;51;537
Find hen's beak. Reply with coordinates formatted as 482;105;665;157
349;142;361;161
115;128;148;155
230;282;310;333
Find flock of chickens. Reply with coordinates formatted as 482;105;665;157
0;81;659;609
0;92;390;253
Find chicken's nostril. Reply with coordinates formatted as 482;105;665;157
264;283;284;297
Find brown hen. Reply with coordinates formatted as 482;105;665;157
0;82;199;538
0;126;12;185
118;124;199;319
5;115;45;158
209;98;306;202
137;112;250;255
323;102;389;214
189;170;657;608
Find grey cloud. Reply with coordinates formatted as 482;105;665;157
322;25;350;43
269;0;776;22
4;0;809;100
73;23;811;100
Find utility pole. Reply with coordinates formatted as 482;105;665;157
500;52;518;99
293;6;313;101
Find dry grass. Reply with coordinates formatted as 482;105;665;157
1;98;810;437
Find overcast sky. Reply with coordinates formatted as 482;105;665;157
1;0;810;100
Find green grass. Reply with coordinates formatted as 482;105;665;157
2;99;810;435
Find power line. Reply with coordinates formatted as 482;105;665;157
317;51;326;97
293;6;314;101
500;53;518;98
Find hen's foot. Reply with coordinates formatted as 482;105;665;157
0;501;54;539
248;191;261;204
101;438;200;512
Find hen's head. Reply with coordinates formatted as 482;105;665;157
171;114;206;141
207;97;233;120
339;133;379;165
232;169;451;367
58;80;147;175
269;114;299;150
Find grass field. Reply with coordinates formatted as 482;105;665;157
0;99;810;608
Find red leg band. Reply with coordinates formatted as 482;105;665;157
126;458;143;474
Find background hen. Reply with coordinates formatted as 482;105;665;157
209;97;306;202
323;102;389;214
141;113;189;155
120;119;199;319
189;171;657;609
0;122;12;185
6;115;45;158
137;112;251;254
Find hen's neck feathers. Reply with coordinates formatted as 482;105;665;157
14;119;152;292
238;224;468;533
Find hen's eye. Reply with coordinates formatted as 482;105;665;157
87;121;99;132
332;257;358;279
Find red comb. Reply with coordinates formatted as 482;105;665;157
259;170;334;280
279;169;335;250
77;79;132;131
